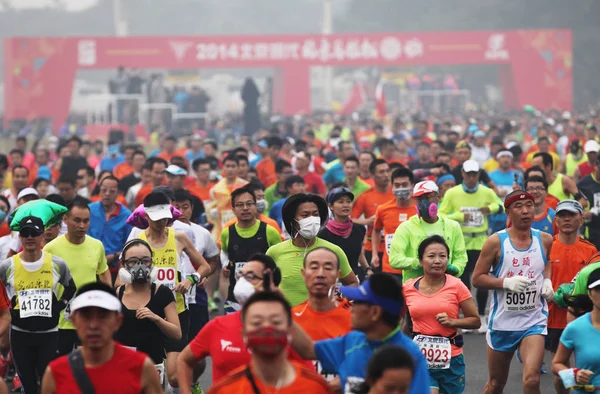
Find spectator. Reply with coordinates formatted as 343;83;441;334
109;66;130;123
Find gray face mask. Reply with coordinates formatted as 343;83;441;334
392;188;411;200
256;199;268;214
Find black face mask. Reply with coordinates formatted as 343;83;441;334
570;144;580;155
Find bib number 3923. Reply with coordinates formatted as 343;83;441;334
18;289;52;318
155;268;176;290
413;335;451;369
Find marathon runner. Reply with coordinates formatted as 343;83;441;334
472;190;554;394
488;149;523;233
532;152;588;208
521;176;558;235
576;154;600;250
41;282;163;394
264;159;294;213
360;345;415;394
574;140;598;180
342;156;371;198
524;166;561;210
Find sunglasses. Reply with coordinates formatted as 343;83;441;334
19;228;42;238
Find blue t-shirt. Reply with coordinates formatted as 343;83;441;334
560;312;600;392
314;327;430;394
488;169;523;233
532;208;556;236
269;197;287;228
99;154;125;172
323;162;345;186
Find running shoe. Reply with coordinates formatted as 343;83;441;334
208;298;218;313
12;374;21;392
191;383;204;394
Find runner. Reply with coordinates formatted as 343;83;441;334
318;187;371;282
0;216;76;394
267;193;358;306
207;291;332;394
439;159;503;332
389;180;467;284
371;167;418;280
575;140;598;180
521;176;558;235
437;174;456;202
351;159;393;269
562;140;587;178
44;199;112;355
295;151;326;196
358;151;376;186
359;345;415;394
342;156;371;198
268;175;307;229
547;200;597;394
190;158;216;208
404;236;481;394
489;149;523;233
552;267;600;394
126;159;153;210
255;136;282;188
264;159;294;213
134;157;168;208
41;282;163;394
290;272;430;394
532;152;587;207
576;155;600;250
222;182;283;235
472;190;554;394
221;187;282;314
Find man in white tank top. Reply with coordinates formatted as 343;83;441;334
472;190;554;394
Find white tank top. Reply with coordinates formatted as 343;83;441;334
489;229;548;331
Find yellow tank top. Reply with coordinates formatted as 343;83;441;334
13;253;54;318
565;153;587;177
548;173;571;202
139;229;186;313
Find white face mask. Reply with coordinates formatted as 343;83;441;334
256;199;268;214
296;216;321;239
233;276;256;306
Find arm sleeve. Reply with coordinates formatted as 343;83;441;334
449;223;469;277
266;226;283;247
314;336;346;374
96;243;109;275
408;351;432;394
389;225;421;271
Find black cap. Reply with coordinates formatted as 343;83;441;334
144;191;171;208
154;186;175;202
587;267;600;290
19;216;44;236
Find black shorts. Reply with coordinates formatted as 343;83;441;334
165;310;190;353
544;328;563;353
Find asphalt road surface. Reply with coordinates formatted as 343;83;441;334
197;328;558;393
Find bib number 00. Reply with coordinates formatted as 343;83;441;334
18;289;52;318
155;268;176;290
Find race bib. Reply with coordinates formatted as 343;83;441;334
155;363;165;385
18;289;52;318
505;282;537;312
313;360;337;382
344;377;365;394
413;335;451;369
385;234;394;255
461;207;484;228
155;267;177;290
221;210;235;226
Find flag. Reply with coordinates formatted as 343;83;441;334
340;82;366;115
375;79;387;119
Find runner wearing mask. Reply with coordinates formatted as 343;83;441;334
221;187;281;314
207;291;331;393
351;159;393;269
404;236;481;394
358;345;415;394
318;187;371;281
0;216;76;394
371;167;418;280
472;190;554;394
439;159;503;332
267;193;358;306
41;282;163;394
389;181;467;283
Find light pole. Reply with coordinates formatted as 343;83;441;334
322;0;333;110
113;0;128;36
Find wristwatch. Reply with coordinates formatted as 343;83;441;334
188;272;202;284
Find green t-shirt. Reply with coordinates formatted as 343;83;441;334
350;179;371;199
220;220;282;251
266;237;353;307
44;235;108;329
572;261;600;295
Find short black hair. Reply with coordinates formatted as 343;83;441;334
416;141;430;150
267;136;283;148
33;178;50;189
192;158;211;171
417;235;449;261
173;189;193;205
57;174;76;187
369;158;388;175
369;273;404;328
165;135;177;142
303;247;340;270
391;168;414;184
245;182;265;193
45;194;66;207
231;187;257;207
491;137;504;147
537;136;550;144
0;195;10;212
275;159;292;174
67;136;83;147
83;165;95;178
359;151;377;161
12;165;28;175
363;345;414;393
99;175;119;188
236;155;249;165
170;156;187;169
285;175;305;190
248;253;281;286
242;291;292;325
75;281;116;298
144;191;170;208
67;197;91;214
149;157;168;169
222;155;239;166
231;147;249;156
525;175;548;191
533;152;553;170
132;150;146;160
524;166;546;181
9;149;24;157
377;138;395;149
343;155;359;166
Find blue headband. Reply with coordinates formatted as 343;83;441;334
437;174;456;186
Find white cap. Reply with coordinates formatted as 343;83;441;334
70;290;121;313
17;187;39;201
165;164;187;176
544;118;556;127
413;180;439;197
145;204;173;221
462;159;480;173
584;140;599;153
562;111;572;120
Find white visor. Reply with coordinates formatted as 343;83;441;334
145;204;173;221
70;290;121;313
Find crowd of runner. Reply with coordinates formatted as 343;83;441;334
0;110;598;393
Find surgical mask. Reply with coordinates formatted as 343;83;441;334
392;188;411;200
295;216;321;239
462;183;479;193
417;199;438;220
118;265;157;284
233;276;256;305
245;327;290;357
256;199;268;214
0;211;7;223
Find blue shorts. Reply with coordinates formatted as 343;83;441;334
486;324;547;353
429;354;465;394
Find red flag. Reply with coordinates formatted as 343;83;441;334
340;82;366;115
375;79;387;118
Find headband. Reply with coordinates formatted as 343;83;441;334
504;191;534;210
437;174;456;186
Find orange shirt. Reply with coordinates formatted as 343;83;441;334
546;194;560;211
292;298;351;341
373;200;418;274
224;214;284;236
0;222;9;237
548;236;597;329
208;362;332;394
193;182;216;204
351;187;394;253
256;157;277;188
113;162;134;179
134;184;154;208
157;151;177;163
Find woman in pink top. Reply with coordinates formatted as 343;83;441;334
403;235;480;394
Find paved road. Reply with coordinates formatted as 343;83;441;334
198;327;558;393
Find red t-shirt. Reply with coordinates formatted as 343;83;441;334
49;342;146;394
301;172;326;196
578;161;595;179
189;311;311;382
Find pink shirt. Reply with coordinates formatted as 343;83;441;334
403;274;472;357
